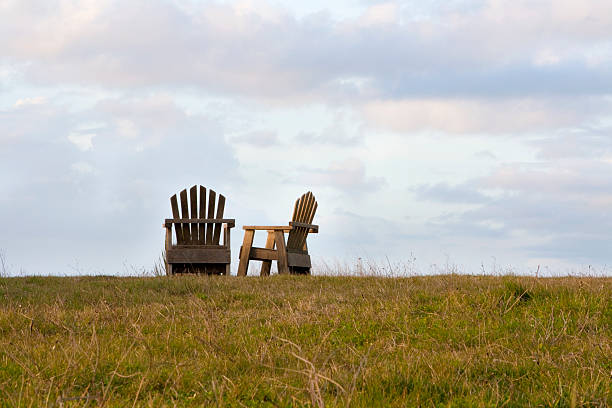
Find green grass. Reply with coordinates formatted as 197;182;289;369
0;275;610;407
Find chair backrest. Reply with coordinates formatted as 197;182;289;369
170;185;225;245
286;191;317;251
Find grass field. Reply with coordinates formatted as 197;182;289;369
0;275;610;407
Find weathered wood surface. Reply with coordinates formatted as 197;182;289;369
180;189;190;243
287;191;317;251
164;219;235;227
166;248;230;263
248;247;278;261
224;223;231;276
274;230;290;274
242;224;317;232
237;192;317;276
259;231;275;276
213;194;225;245
165;225;173;276
287;252;311;268
206;190;216;245
165;185;234;275
190;185;198;243
237;229;254;276
198;186;207;245
174;244;225;249
289;221;319;232
170;194;183;244
242;225;292;231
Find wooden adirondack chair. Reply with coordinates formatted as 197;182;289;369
237;191;318;276
164;185;235;275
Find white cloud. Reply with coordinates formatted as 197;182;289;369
0;0;610;104
67;132;95;151
231;130;280;147
297;158;386;194
116;119;139;139
359;2;398;26
533;50;562;67
71;161;95;174
362;97;603;134
14;96;46;107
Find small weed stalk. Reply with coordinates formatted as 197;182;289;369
152;251;167;277
0;249;8;277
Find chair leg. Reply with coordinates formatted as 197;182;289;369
237;230;255;276
164;226;173;276
274;231;290;275
260;231;275;276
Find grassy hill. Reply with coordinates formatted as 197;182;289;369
0;275;610;407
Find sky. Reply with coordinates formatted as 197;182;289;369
1;0;612;276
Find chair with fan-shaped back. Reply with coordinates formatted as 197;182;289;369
163;185;235;275
237;192;318;276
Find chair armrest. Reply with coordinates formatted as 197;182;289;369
289;222;319;233
164;218;235;228
243;225;292;231
243;224;318;233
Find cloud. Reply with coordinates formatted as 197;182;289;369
15;96;46;107
358;2;398;26
71;161;95;174
531;129;612;159
295;130;362;146
231;130;280;147
478;161;612;198
523;236;612;263
295;158;386;194
67;132;95;151
362;97;608;134
316;208;415;255
1;0;610;103
474;150;497;160
413;182;490;204
418;151;612;264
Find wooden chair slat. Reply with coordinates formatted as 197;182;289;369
309;200;317;223
206;189;216;244
301;193;316;249
297;200;317;250
291;196;299;220
289;192;314;250
180;189;191;244
294;198;316;251
299;193;310;221
286;196;299;248
189;185;198;244
170;194;184;244
288;193;307;248
165;185;234;275
287;197;301;248
198;186;207;244
212;194;225;245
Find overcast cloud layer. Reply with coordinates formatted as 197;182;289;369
1;0;611;275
